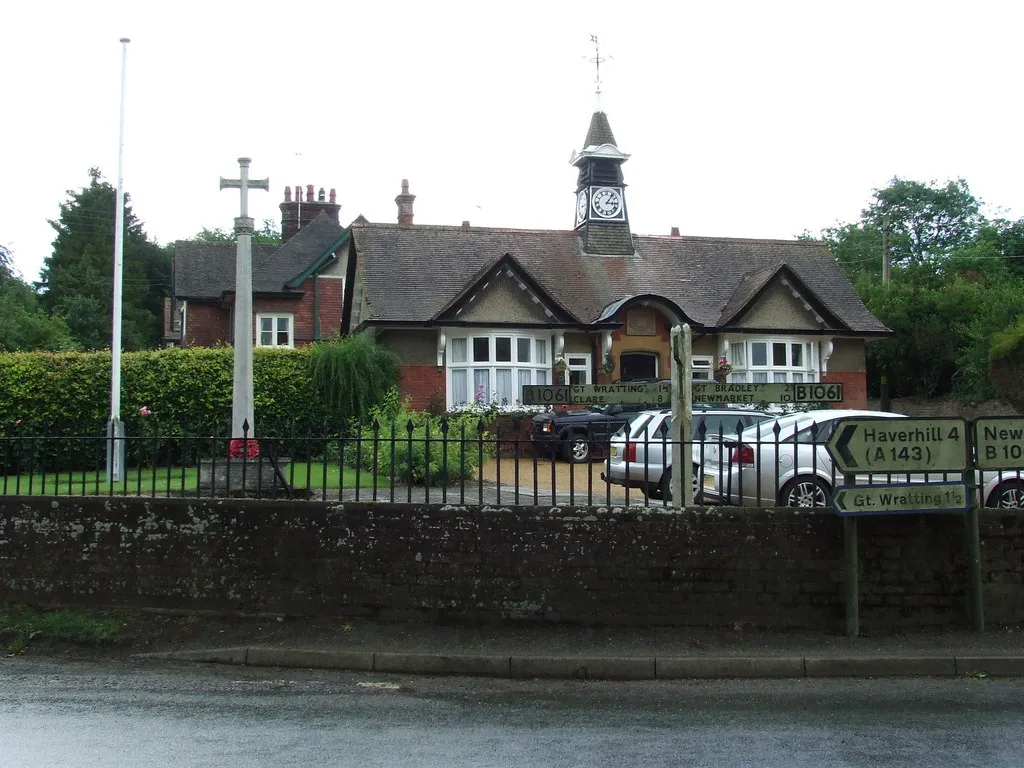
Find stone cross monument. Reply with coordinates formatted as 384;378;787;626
219;158;269;440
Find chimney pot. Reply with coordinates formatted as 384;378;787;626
294;185;301;202
329;188;336;204
402;178;409;194
670;226;680;237
306;184;315;203
284;186;292;202
461;220;470;231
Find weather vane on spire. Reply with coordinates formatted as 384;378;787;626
587;34;611;108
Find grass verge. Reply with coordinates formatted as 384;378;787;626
0;603;123;654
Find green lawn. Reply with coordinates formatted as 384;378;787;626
0;462;391;496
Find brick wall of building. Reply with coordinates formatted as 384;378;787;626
2;498;1022;630
181;275;344;348
182;302;229;348
401;365;445;412
823;370;869;409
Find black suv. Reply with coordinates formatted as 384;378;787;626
530;381;713;463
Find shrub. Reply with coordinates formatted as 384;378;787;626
343;410;495;486
308;335;400;425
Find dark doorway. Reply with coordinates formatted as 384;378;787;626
620;352;659;380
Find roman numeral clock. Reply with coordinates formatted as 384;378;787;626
575;186;626;226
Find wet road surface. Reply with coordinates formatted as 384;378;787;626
2;658;1022;767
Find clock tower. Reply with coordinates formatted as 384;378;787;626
571;110;633;255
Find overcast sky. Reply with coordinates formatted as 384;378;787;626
5;0;1023;283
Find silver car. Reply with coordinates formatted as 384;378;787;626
603;408;772;501
701;409;1024;508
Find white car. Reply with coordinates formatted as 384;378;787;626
602;408;772;501
700;409;1024;508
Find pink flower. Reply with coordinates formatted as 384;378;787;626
139;406;152;416
14;419;22;425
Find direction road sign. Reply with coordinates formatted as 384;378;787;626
827;417;968;474
522;381;844;406
833;482;970;516
974;417;1024;470
521;382;670;406
691;382;843;405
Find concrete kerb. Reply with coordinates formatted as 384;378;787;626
134;648;1024;679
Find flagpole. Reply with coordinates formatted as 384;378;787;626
107;36;130;482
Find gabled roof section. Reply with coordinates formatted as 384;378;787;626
432;252;578;323
717;262;845;330
173;242;280;299
330;223;889;336
173;213;347;299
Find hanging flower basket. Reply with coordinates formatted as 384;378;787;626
713;358;732;384
600;354;616;376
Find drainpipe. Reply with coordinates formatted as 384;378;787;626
313;274;320;341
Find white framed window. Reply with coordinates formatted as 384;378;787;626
256;313;294;348
725;337;817;383
564;353;592;385
446;329;552;409
692;356;713;381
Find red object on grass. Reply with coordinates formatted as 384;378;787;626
229;438;260;459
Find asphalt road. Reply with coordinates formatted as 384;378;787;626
2;659;1023;768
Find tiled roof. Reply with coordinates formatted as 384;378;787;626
350;223;889;334
173;213;345;298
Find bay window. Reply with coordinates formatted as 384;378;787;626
448;330;552;409
726;338;818;383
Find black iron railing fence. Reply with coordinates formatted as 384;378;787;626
1;418;1020;509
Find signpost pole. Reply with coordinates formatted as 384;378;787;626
843;472;859;638
964;435;984;632
669;325;692;506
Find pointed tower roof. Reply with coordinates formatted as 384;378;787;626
583;111;617;148
571;110;630;167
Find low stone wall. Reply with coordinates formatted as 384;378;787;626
1;498;1022;630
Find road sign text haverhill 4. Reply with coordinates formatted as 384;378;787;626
833;482;970;516
974;417;1024;470
827;417;968;473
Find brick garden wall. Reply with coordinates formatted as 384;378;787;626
2;499;1022;630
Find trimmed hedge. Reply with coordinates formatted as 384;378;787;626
0;346;349;437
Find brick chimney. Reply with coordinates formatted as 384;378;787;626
395;179;415;226
279;184;341;242
670;226;680;237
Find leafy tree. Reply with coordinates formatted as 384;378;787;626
807;178;1024;403
37;168;171;350
863;178;984;265
0;244;79;351
190;219;282;245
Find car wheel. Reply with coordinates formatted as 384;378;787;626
563;434;591;463
780;476;831;508
657;465;703;504
986;479;1024;508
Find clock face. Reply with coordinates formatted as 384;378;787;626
576;190;588;225
591;187;623;219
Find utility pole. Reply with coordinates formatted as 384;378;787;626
880;215;892;411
